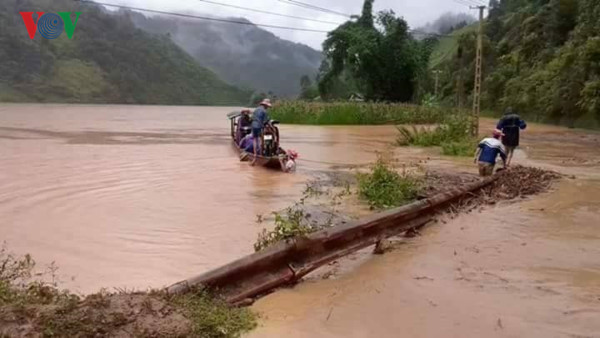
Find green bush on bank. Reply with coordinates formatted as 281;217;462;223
253;204;314;252
396;115;476;157
254;182;352;252
357;158;420;209
270;101;468;125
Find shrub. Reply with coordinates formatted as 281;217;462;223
253;180;352;252
357;159;420;209
396;115;476;156
254;204;314;252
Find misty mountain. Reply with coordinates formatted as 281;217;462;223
130;13;323;97
420;12;476;35
0;0;251;105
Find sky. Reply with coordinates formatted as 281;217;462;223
101;0;479;50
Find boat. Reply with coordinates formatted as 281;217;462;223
228;110;290;170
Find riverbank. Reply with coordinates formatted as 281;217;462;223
269;101;467;125
269;101;600;131
0;249;258;338
248;121;600;338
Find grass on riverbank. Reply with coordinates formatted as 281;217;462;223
270;101;467;125
396;115;477;157
254;182;352;251
0;248;256;338
254;160;424;251
357;158;421;209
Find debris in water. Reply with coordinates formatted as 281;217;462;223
496;318;504;330
424;165;560;204
483;165;562;201
414;276;434;281
373;239;393;254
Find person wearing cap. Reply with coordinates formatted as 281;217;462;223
251;98;272;165
474;129;507;177
496;107;527;166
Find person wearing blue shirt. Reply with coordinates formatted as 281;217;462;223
251;98;272;165
474;129;507;177
496;107;527;166
239;133;254;153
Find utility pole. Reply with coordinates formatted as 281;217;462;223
457;46;465;109
432;70;442;97
470;5;486;137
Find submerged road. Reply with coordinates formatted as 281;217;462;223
249;122;600;337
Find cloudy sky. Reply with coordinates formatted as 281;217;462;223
102;0;477;50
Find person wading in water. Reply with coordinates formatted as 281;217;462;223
251;99;272;166
474;129;507;177
496;107;527;167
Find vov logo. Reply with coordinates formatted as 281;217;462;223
20;12;81;40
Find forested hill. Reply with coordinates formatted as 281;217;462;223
130;14;323;97
0;0;251;105
437;0;600;127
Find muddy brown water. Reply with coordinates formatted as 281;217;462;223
1;104;599;337
249;122;600;337
0;104;396;293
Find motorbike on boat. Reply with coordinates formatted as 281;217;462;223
228;110;296;171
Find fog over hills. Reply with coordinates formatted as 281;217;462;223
419;12;476;35
130;12;323;97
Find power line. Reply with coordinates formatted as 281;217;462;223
282;0;352;17
453;0;475;7
75;0;455;40
453;0;481;5
469;0;488;5
460;0;486;5
75;0;330;33
277;0;352;18
195;0;343;25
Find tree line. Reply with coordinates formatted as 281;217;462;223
438;0;599;126
299;0;435;103
299;0;600;128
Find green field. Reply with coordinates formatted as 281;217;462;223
269;101;469;125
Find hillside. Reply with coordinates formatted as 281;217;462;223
429;24;477;69
0;0;251;105
435;0;600;128
129;13;323;97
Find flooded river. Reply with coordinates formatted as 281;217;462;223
0;104;396;293
1;104;599;337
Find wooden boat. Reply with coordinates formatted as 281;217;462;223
228;111;286;170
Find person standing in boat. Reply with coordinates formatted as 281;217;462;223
251;98;272;166
496;107;527;167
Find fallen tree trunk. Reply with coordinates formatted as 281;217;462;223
167;174;499;304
